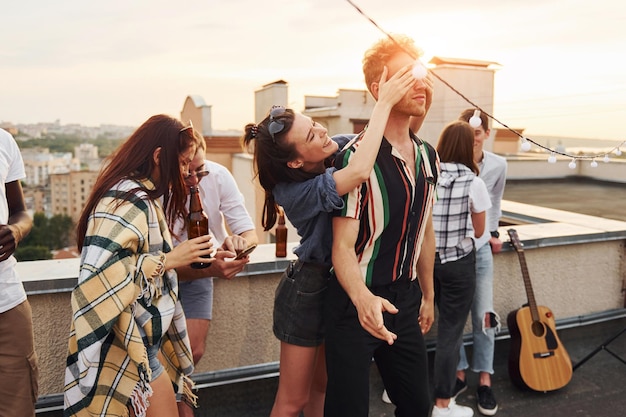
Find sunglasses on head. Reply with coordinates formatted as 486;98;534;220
268;106;286;143
180;120;194;137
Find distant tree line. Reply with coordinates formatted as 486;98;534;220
15;213;75;261
17;133;124;158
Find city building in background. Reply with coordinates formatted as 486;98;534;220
49;170;99;223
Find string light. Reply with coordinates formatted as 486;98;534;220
590;159;598;168
520;138;532;152
344;0;625;165
412;60;428;79
469;109;482;128
548;153;557;164
603;154;610;163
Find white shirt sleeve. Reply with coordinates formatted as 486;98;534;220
201;161;255;246
470;176;492;214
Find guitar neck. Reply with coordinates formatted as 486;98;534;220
514;250;540;322
508;229;540;322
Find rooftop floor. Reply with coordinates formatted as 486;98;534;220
502;177;626;223
89;317;623;417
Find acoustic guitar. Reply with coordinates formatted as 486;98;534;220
506;229;573;392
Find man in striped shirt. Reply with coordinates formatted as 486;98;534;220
324;35;439;417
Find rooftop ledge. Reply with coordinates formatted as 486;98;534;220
18;240;298;295
17;199;626;295
17;201;626;412
499;200;626;248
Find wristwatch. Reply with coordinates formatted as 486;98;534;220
490;231;500;238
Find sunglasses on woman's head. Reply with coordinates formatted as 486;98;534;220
268;106;286;143
179;121;196;141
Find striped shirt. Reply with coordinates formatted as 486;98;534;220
335;134;439;288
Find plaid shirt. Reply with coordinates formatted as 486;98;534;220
432;162;476;264
64;178;195;417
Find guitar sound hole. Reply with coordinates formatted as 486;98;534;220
531;321;545;337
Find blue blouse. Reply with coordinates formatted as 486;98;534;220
272;135;353;265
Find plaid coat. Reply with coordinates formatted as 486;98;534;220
64;178;195;417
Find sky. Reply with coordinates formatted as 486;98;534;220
2;0;626;142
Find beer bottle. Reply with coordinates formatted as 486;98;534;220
187;185;211;268
275;206;287;258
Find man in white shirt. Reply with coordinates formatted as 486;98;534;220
453;109;507;416
0;128;37;417
175;138;258;417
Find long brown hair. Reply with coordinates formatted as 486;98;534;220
76;114;202;248
436;120;480;175
241;107;322;230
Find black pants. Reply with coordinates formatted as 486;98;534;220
433;250;476;399
324;276;431;417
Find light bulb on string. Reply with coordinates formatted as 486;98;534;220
411;60;427;80
469;110;482;128
590;159;598;168
548;153;557;164
603;154;610;163
342;0;623;168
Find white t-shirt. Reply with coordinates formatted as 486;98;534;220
0;128;27;313
474;151;508;250
469;176;492;240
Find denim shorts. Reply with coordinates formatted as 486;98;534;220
273;259;331;347
146;342;164;381
178;277;214;320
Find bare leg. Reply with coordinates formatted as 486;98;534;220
270;342;325;417
177;318;210;417
146;371;180;417
177;401;195;417
186;318;211;365
303;344;327;417
479;371;491;387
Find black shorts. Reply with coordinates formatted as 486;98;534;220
272;260;331;347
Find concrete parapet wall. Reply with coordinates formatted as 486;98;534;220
18;204;626;399
200;268;280;373
30;292;72;396
493;240;624;322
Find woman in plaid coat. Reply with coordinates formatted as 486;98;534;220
64;115;214;417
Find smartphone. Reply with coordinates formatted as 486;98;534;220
234;243;257;260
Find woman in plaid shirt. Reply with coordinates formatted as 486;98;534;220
431;120;491;417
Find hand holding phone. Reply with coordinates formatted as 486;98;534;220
234;243;257;260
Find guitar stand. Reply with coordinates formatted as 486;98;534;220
573;326;626;371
